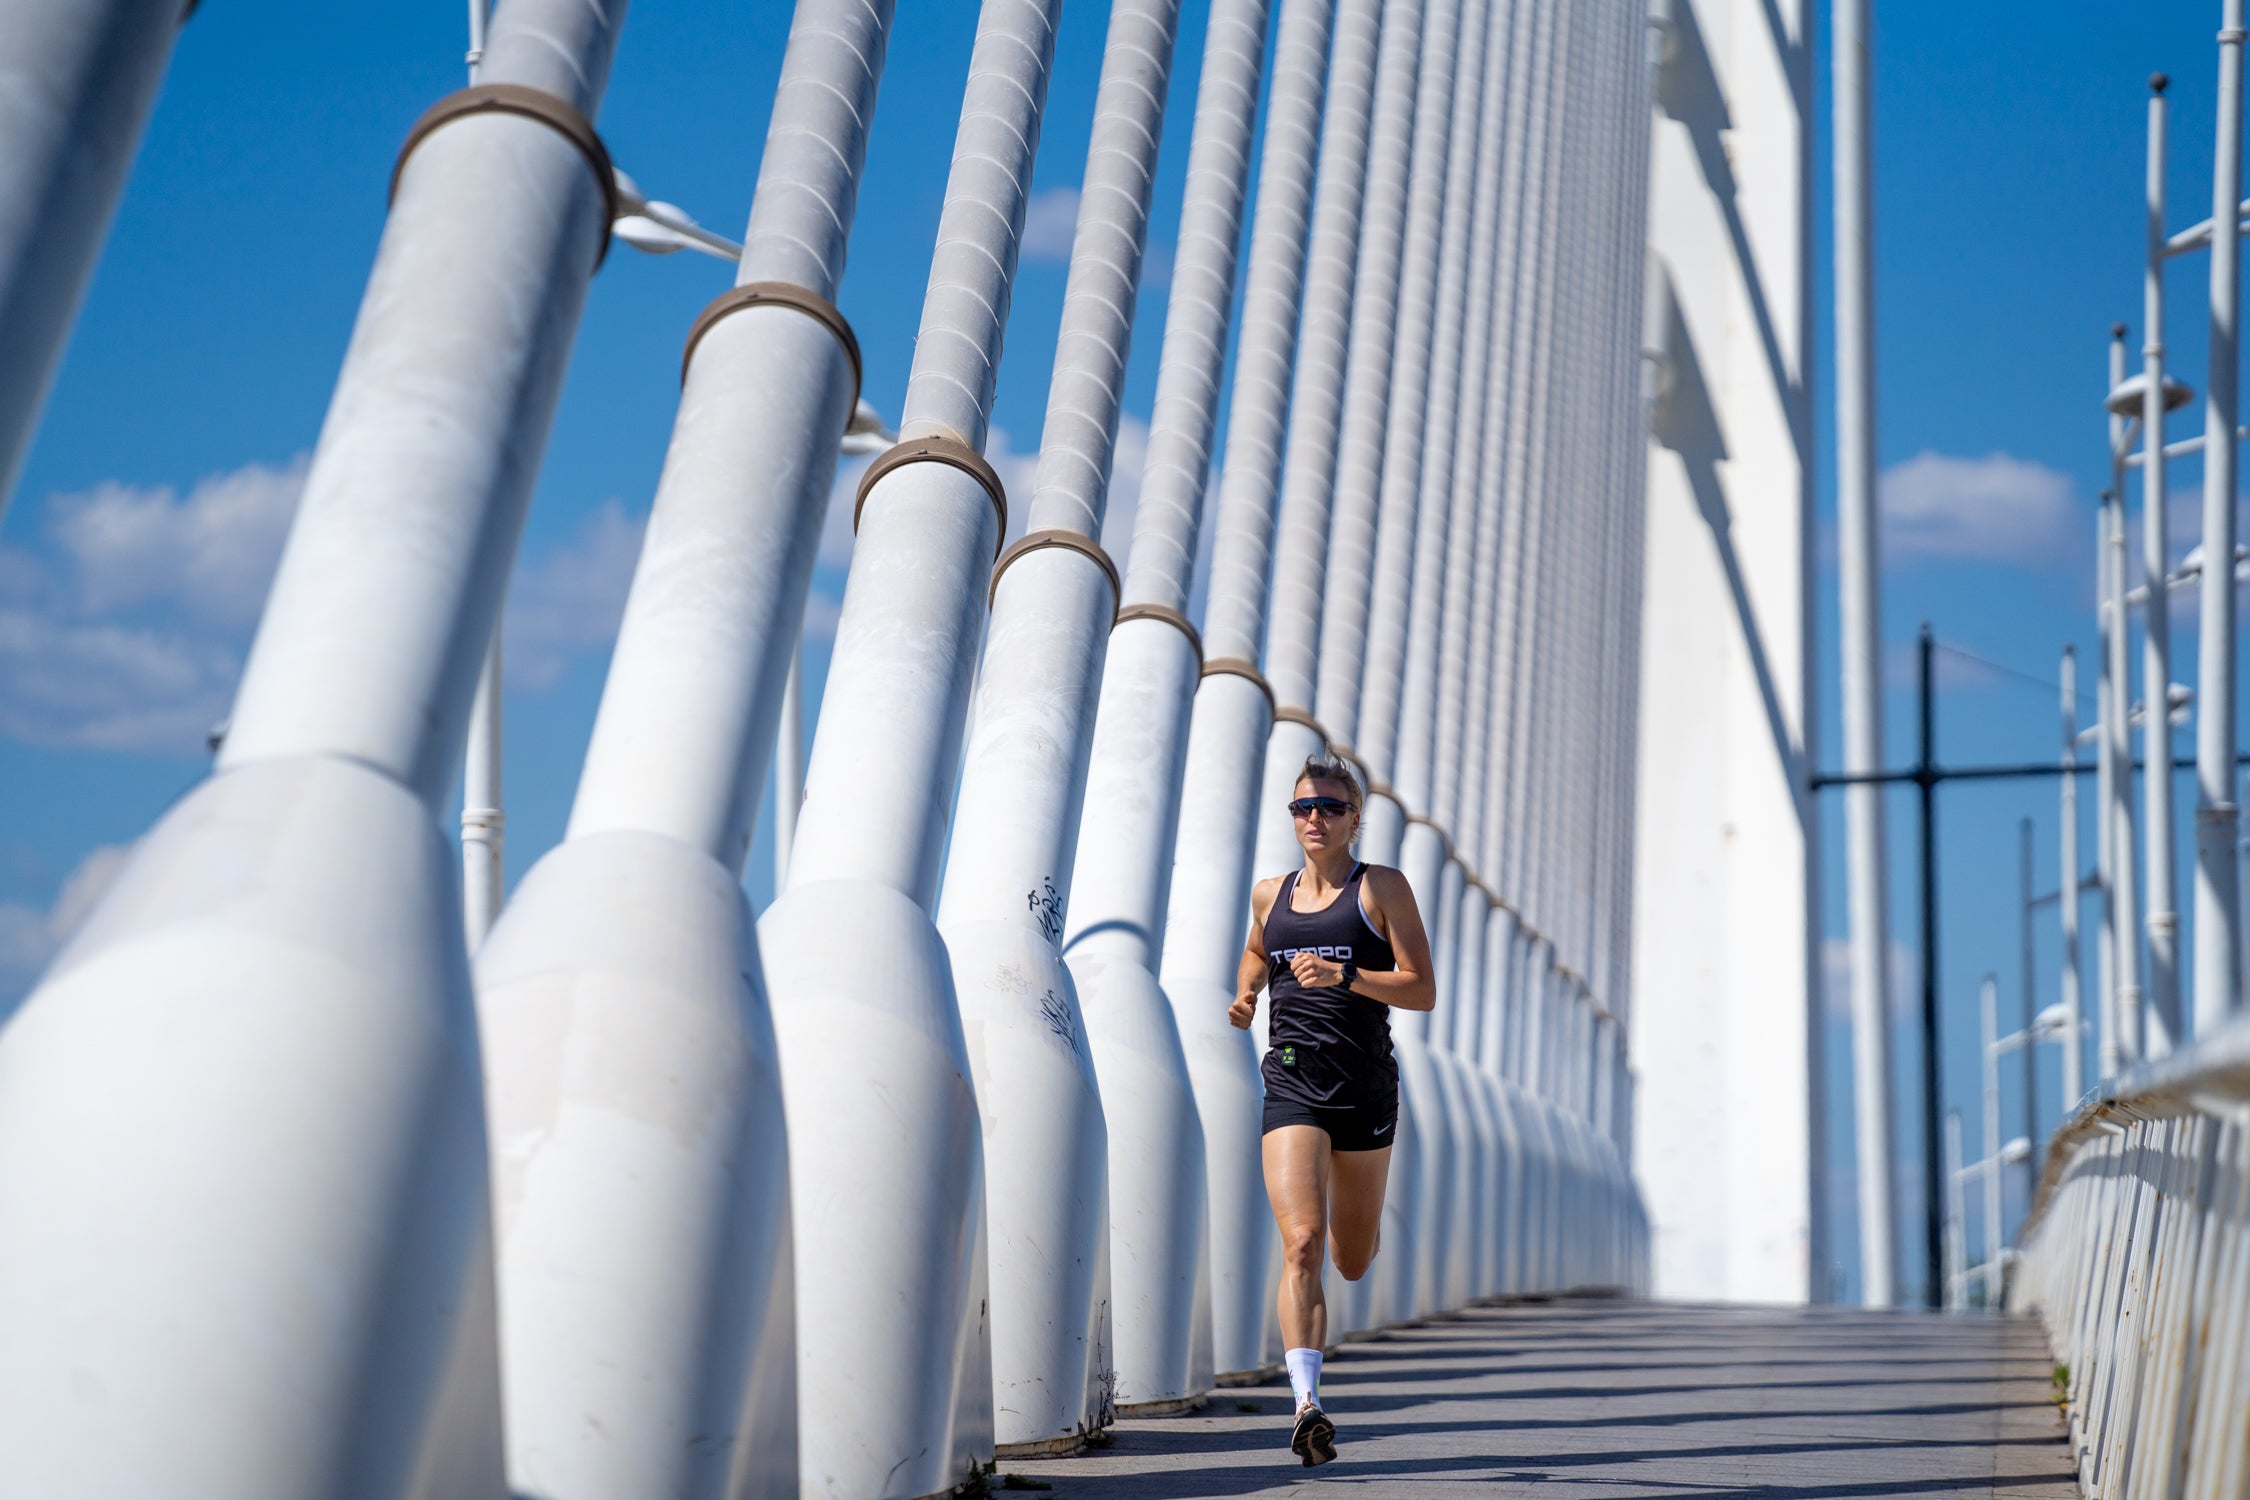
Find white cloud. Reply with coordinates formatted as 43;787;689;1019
1878;451;2076;567
0;458;307;752
501;500;647;691
47;458;306;631
0;842;131;1021
0;457;651;753
1021;186;1081;262
0;608;243;751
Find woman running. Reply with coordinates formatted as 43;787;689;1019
1231;751;1434;1467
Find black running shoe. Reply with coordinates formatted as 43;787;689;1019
1290;1403;1337;1467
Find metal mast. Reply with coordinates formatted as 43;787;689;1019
2195;1;2245;1035
1832;0;1897;1308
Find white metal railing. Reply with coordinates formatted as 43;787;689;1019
2009;1013;2250;1497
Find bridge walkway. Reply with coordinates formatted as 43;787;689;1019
1006;1297;2079;1498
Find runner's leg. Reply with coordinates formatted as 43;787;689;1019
1262;1124;1332;1351
1327;1145;1392;1281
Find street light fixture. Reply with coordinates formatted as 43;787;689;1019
2105;370;2194;417
610;169;745;263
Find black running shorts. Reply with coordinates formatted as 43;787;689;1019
1261;1088;1400;1153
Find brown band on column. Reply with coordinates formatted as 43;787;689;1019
1402;812;1455;862
989;528;1121;609
853;435;1009;557
392;84;617;265
681;282;863;408
1272;706;1326;739
1200;657;1276;717
1113;602;1203;663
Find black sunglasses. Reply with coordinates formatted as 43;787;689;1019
1288;796;1355;819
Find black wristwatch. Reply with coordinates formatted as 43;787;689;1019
1338;960;1359;992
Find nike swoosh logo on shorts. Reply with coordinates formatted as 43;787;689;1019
1372;1122;1392;1135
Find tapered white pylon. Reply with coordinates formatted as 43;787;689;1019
1064;0;1282;1413
757;0;1061;1491
936;0;1183;1448
470;3;896;1494
0;0;186;516
1157;0;1347;1378
1298;0;1459;1324
0;2;630;1493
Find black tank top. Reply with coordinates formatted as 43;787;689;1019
1261;862;1399;1106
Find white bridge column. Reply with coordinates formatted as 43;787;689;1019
1463;0;1543;1303
0;1;629;1494
0;0;187;515
469;1;895;1494
1634;0;1816;1302
1066;0;1278;1410
936;0;1183;1449
1286;0;1454;1328
1163;0;1375;1376
756;0;1060;1492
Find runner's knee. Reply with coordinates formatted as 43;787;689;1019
1282;1222;1324;1272
1332;1231;1377;1281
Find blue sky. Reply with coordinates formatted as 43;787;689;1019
0;1;2241;1305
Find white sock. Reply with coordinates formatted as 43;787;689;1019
1284;1346;1323;1409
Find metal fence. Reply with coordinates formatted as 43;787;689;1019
2010;1014;2250;1497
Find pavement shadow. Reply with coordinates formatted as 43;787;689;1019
1002;1297;2076;1499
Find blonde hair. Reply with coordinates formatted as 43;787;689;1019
1295;751;1364;811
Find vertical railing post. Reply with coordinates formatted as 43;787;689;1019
774;635;804;891
2194;0;2245;1036
1979;974;2001;1307
461;625;505;947
1942;1108;1966;1311
2018;818;2036;1169
2141;73;2182;1056
2060;645;2083;1104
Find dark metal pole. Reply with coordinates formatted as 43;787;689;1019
1918;623;1944;1307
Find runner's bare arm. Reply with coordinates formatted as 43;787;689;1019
1230;876;1282;1029
1283;865;1435;1012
